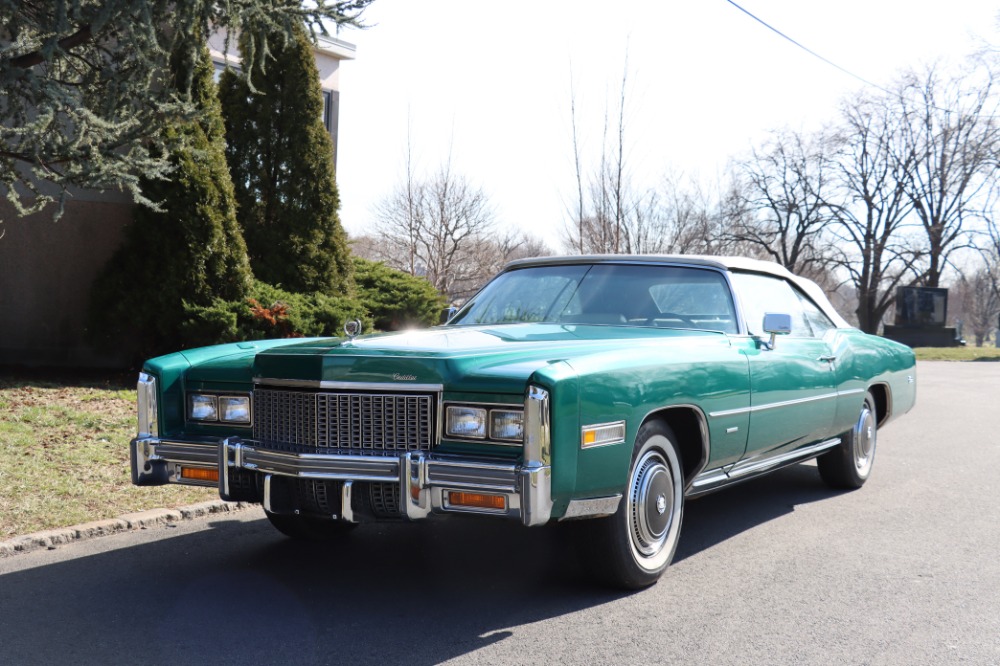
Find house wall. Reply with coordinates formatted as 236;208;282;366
0;197;133;367
1;33;354;369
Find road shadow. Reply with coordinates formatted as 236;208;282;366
676;461;842;562
0;462;842;666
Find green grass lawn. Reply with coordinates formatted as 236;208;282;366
913;346;1000;361
0;375;216;539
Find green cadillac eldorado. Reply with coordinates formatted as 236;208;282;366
131;255;916;588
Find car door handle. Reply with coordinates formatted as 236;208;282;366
817;355;837;363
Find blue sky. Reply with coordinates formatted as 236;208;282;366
335;0;999;250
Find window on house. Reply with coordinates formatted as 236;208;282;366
322;90;334;132
212;60;241;83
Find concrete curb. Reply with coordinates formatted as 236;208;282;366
0;500;255;558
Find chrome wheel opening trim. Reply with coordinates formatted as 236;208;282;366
627;435;683;572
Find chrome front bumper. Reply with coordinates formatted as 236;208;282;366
131;436;553;527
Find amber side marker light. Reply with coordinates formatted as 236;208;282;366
448;491;507;511
181;467;219;482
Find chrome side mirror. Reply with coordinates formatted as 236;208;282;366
762;313;792;349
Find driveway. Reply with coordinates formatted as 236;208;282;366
1;361;998;665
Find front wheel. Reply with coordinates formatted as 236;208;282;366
818;391;878;489
584;420;685;589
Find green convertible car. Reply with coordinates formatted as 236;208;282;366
131;255;916;588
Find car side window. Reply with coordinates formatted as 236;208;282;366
796;290;836;337
731;272;812;337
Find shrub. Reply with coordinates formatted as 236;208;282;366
178;282;370;349
352;257;447;331
88;39;252;362
218;21;351;295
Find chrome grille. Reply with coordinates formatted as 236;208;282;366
254;388;436;452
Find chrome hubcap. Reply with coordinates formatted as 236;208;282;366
853;405;876;474
629;451;675;557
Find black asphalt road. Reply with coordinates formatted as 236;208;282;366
2;361;998;665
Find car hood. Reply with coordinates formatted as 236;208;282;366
242;324;726;393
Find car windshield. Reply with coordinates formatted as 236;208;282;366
449;263;739;333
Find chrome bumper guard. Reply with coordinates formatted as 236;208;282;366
131;435;553;527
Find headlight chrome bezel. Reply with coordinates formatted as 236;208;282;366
444;403;524;445
186;392;252;425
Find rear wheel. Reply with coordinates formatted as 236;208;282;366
818;391;877;489
264;511;357;542
584;420;685;589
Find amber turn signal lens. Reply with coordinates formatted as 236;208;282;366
181;467;219;482
448;491;506;511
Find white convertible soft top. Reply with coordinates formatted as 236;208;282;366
504;254;853;330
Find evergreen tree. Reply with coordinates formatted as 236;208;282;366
88;39;252;358
1;0;371;221
352;257;447;330
219;21;352;295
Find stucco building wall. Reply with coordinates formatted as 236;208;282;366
1;34;354;369
0;196;133;367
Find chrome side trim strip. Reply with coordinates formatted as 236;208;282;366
838;388;866;397
687;437;841;497
709;391;839;418
560;495;622;520
253;378;444;392
727;437;841;479
690;467;729;489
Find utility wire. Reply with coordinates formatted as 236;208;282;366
724;0;897;97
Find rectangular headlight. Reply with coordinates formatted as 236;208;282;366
490;409;524;442
446;405;487;439
219;396;251;423
188;394;218;421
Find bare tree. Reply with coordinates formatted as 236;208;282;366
953;266;1000;346
824;93;925;333
372;127;423;276
729;129;837;278
457;231;554;300
373;160;498;301
564;48;676;255
898;63;1000;287
569;67;585;254
370;135;547;303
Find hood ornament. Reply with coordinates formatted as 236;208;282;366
344;319;362;340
